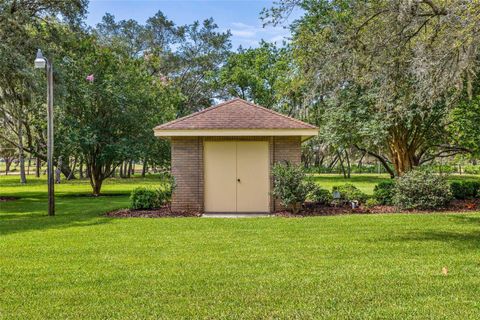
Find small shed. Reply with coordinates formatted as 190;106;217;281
154;98;318;213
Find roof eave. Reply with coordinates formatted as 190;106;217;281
153;128;319;141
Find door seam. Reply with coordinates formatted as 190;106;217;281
235;141;238;212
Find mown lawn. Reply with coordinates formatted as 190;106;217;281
1;174;480;319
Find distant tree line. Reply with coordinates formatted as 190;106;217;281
1;0;479;195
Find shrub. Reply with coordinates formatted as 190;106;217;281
393;170;452;210
129;173;176;210
272;163;316;214
365;198;379;208
309;186;333;205
332;184;368;204
130;187;161;210
472;181;480;198
373;180;395;205
450;181;480;199
158;172;176;205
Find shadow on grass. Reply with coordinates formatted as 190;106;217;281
381;214;480;250
0;196;127;236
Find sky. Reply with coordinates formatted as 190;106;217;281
85;0;298;49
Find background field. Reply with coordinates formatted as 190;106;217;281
1;174;480;319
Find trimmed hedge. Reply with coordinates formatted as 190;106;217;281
450;181;480;199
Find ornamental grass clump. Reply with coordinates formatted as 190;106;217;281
272;163;316;214
393;170;452;210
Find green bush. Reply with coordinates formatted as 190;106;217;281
309;186;333;205
130;187;161;210
158;172;176;205
450;181;480;199
373;180;395;205
393;170;452;210
272;163;316;214
365;198;379;208
129;173;176;210
332;184;368;204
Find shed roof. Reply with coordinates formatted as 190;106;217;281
155;98;317;130
154;98;318;140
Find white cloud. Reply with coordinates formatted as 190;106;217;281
231;29;257;38
228;22;289;48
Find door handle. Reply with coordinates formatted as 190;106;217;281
237;178;241;182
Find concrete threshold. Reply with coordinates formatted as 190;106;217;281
201;213;273;218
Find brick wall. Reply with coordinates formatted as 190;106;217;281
171;137;203;212
273;136;301;165
170;136;301;212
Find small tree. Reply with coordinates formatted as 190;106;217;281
272;162;315;214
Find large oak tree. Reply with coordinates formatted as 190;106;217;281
264;0;480;175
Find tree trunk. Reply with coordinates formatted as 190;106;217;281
27;156;31;175
344;150;351;178
337;150;347;179
35;156;41;178
142;159;148;177
123;161;128;177
131;161;135;175
357;151;366;169
354;145;395;178
87;163;103;196
59;161;76;180
17;119;26;184
5;158;13;175
127;160;132;178
55;157;62;184
79;159;84;179
388;141;418;176
67;156;77;180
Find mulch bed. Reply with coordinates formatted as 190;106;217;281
276;199;480;217
106;200;479;218
106;206;201;218
0;196;18;202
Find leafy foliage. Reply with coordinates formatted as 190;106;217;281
308;186;333;205
332;184;368;204
373;180;396;205
130;187;162;210
272;163;316;214
365;198;379;208
450;181;480;200
158;172;176;205
393;171;452;210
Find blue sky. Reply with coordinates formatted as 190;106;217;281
85;0;298;49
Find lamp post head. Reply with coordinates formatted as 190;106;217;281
34;49;46;69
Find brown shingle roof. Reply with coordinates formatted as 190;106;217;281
154;98;317;130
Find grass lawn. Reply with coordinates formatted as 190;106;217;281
1;174;480;319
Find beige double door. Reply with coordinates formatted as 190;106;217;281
204;141;270;212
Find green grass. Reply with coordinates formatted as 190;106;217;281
1;174;480;319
